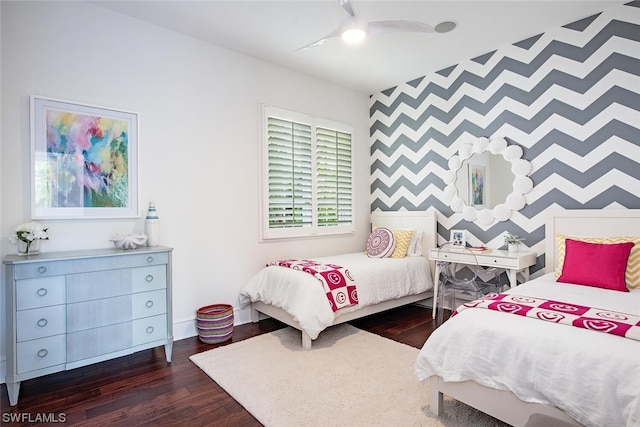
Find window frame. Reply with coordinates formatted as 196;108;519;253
259;104;355;241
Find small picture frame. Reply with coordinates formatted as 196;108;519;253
450;229;467;248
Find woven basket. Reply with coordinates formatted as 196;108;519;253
196;304;234;344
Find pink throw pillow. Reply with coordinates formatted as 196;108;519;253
557;239;634;292
366;228;396;258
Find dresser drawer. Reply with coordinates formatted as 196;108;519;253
17;335;66;374
67;269;131;303
132;265;167;293
13;251;170;279
16;277;66;310
66;322;132;362
16;305;66;342
67;295;132;333
132;289;166;319
474;255;519;269
133;315;167;346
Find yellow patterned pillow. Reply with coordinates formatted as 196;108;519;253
555;234;640;289
390;229;415;259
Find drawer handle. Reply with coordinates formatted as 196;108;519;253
146;326;154;334
147;256;154;263
37;266;47;274
37;349;48;358
37;288;48;297
37;318;48;327
146;274;154;282
146;300;154;308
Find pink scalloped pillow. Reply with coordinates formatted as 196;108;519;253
366;227;396;258
557;239;634;292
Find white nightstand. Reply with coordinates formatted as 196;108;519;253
428;248;537;319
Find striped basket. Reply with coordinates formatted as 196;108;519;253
196;304;234;344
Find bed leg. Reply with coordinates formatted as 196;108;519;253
250;304;259;323
429;376;444;416
302;331;312;350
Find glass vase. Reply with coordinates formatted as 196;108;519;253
17;239;40;256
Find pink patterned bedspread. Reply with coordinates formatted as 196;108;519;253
454;293;640;341
268;259;358;312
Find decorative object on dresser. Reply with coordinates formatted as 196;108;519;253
3;246;173;406
109;233;148;250
30;95;139;220
145;202;160;246
8;221;49;255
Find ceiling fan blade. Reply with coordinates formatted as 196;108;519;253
367;20;434;35
338;0;356;17
295;27;341;51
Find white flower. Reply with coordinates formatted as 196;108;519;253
9;221;49;244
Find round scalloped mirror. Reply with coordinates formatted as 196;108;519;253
443;137;533;226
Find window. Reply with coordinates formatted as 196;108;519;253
261;105;354;240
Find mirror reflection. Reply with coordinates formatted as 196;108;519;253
454;152;515;210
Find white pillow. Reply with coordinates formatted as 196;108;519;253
407;229;424;256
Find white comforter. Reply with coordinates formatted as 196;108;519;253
416;273;640;427
239;252;433;340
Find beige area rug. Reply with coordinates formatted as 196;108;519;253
190;324;507;427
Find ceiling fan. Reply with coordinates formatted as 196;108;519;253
297;0;456;51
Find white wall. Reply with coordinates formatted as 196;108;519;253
0;0;371;379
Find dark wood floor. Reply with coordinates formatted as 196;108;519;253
1;305;443;426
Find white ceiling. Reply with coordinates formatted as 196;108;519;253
91;0;624;94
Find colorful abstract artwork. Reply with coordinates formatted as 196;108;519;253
469;164;486;208
31;96;138;219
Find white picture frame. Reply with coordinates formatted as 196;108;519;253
30;95;139;219
450;229;467;248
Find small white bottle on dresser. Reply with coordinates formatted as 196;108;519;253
145;202;160;246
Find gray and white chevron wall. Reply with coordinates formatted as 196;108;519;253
370;1;640;273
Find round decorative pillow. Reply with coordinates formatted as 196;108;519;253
366;227;396;258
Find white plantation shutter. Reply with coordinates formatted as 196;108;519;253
266;117;313;228
316;126;352;227
262;105;354;240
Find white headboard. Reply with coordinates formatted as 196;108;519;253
545;209;640;273
370;210;438;273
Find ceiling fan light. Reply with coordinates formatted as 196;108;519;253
341;28;366;44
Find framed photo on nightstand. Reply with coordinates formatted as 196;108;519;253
450;229;467;249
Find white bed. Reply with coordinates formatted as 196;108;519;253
239;211;437;349
416;209;640;427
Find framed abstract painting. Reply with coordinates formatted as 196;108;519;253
30;96;139;219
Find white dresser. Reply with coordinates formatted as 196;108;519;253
3;246;173;406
